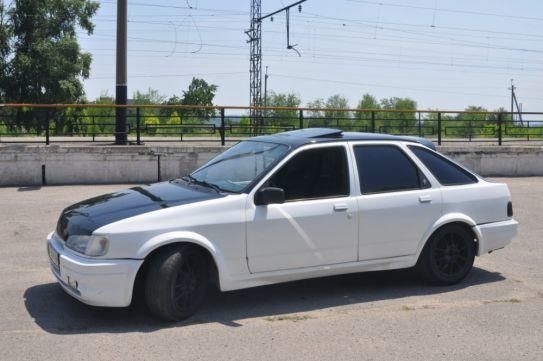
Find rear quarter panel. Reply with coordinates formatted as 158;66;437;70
441;180;511;224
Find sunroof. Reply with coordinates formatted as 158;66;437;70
278;128;343;138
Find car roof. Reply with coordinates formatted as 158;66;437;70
251;128;436;151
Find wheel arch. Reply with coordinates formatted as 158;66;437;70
415;213;481;261
131;232;224;305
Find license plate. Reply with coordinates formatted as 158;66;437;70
48;243;60;273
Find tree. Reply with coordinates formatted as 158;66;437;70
357;93;380;110
0;0;99;131
265;91;301;129
165;111;181;136
455;106;489;139
145;116;160;136
0;2;10;102
379;97;418;135
354;93;380;131
133;88;166;106
84;92;115;136
307;95;351;128
180;77;218;120
423;110;454;139
131;88;166;128
306;98;325;116
159;95;183;118
324;94;350;128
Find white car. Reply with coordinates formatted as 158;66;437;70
46;129;518;321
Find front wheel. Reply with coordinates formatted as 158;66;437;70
145;245;209;321
416;224;476;285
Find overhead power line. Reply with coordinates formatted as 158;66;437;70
345;0;543;22
89;71;246;80
84;30;543;66
272;74;543;101
80;0;543;108
100;0;248;14
297;14;543;43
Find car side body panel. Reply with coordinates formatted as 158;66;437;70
94;194;250;284
441;182;511;225
245;142;359;273
46;134;518;305
88;141;517;292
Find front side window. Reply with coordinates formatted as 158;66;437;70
191;141;289;193
354;145;429;194
265;146;350;201
408;146;478;186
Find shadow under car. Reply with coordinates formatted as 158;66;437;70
24;266;505;334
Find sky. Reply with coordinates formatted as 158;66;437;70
79;0;543;111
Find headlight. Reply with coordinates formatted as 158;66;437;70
66;235;109;256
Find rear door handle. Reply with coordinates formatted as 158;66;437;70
419;195;432;203
333;204;349;211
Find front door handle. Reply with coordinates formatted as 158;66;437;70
334;204;349;211
419;195;432;203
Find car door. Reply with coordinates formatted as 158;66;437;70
246;144;358;273
352;143;442;261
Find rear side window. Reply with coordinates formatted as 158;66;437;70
354;145;429;194
408;146;478;186
266;146;349;201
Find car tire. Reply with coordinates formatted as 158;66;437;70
416;224;476;286
145;245;209;321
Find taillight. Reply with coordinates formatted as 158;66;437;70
507;201;513;217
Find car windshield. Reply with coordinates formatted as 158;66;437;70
189;140;289;193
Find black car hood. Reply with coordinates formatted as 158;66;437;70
56;181;223;240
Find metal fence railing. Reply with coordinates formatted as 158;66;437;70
0;104;542;145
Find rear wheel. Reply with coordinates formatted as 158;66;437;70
145;245;209;321
417;224;475;285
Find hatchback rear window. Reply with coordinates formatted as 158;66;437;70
408;146;478;186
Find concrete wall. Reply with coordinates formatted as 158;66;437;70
1;144;542;186
440;146;543;177
0;144;222;186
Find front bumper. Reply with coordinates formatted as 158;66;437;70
47;233;143;307
475;219;518;255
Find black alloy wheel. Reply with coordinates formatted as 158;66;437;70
432;232;470;277
417;224;476;285
145;245;209;321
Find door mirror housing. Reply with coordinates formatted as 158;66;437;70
255;187;285;206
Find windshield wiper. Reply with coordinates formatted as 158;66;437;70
182;175;223;193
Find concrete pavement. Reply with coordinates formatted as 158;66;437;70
0;178;542;360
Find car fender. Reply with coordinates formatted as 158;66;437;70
136;231;227;286
414;212;483;260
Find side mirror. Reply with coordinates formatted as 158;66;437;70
255;187;285;206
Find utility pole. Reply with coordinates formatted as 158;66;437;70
247;0;262;132
510;79;515;122
509;79;523;125
262;65;269;133
264;66;269;108
246;0;307;131
115;0;128;145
